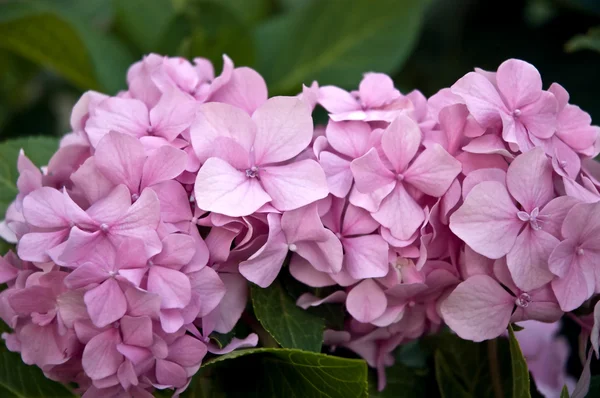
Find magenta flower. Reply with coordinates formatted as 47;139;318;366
450;148;577;290
351;114;461;240
452;59;558;151
239;203;343;287
192;97;328;216
549;201;600;311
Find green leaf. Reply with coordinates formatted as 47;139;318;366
565;26;600;53
0;338;75;397
254;0;428;94
560;385;569;398
189;348;368;398
511;323;525;332
208;0;271;24
251;281;324;352
0;1;134;93
434;350;471;398
112;0;175;53
369;362;429;397
0;137;58;217
508;325;531;398
184;1;255;69
427;333;513;398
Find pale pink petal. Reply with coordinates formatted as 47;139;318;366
325;121;371;158
381;115;422;173
520;91;558;139
461;168;507;200
85;185;131;224
451;72;506;126
343;235;388;279
350;148;396;193
18;229;69;263
22;187;69;228
187;266;226;318
0;256;18;284
64;262;109;289
159;309;184;333
550;252;593;312
260;160;328;211
538;196;580;239
210;67;268;114
125;287;161;318
496;59;543;109
281;203;328;243
341;203;379;236
349;184;394;213
140;146;187;188
9;286;55;314
153;234;196;267
359;73;398;108
404;144;462;197
556;105;598;151
156;359;187;387
207;334;258;355
289;255;336;287
506;228;558;291
85;97;149;147
239;214;288;287
506;148;554;211
18;323;69;367
449;181;522;259
149;89;197;141
440;275;514;341
190;102;256;163
296;291;347;309
346;279;387;323
461;134;513;158
152;180;192;223
148;267;191;309
117;360;138;390
203;273;247;334
318;86;360;114
295;230;344;274
252;97;313;164
82;329;123;380
194;157;271;217
94;132;145;193
121;315;153;347
85;279;127;328
167;335;207;366
70;158;115;204
319;151;353;198
373;184;424;241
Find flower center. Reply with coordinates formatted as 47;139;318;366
189;194;195;203
513;109;522;117
517;207;541;230
515;292;531;308
288;243;298;252
577;247;585;256
131;193;139;201
396;173;405;181
100;223;110;232
146;126;154;135
246;166;259;178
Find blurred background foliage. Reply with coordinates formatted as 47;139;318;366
0;0;599;143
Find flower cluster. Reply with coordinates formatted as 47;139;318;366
0;54;599;397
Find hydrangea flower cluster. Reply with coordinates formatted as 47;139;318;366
0;54;599;396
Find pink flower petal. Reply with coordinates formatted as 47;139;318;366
207;334;258;355
82;328;123;380
289;255;336;287
64;262;109;289
121;315;153;347
155;359;187;388
295;230;344;274
18;229;69;263
440;275;514;341
260;160;328;211
203;273;247;334
153;234;196;268
381;115;422;173
239;214;288;287
194;157;271;217
346;279;387;323
167;335;207;366
319;151;353;198
149;89;197;141
187;266;226;318
350;148;396;194
252;97;313;165
343;235;389;279
94;132;145;193
325;120;371;158
210;67;268;114
140;145;187;188
507;148;554;211
147;266;191;309
451;72;506;127
461;168;507;200
404;144;462;197
520;91;558;139
318;86;360;114
190;102;256;163
85;97;149;147
373;184;424;241
359;73;398;108
496;59;543;109
281;203;328;243
449;181;521;259
85;278;127;328
22;187;70;228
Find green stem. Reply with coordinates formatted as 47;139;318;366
488;339;504;398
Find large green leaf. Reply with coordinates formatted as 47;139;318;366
184;1;255;69
0;137;58;217
254;0;428;94
251;281;324;352
427;333;513;398
566;26;600;54
112;0;175;54
508;325;531;398
0;1;134;93
369;362;430;397
187;348;368;398
0;338;74;397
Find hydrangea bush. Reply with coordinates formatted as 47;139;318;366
1;53;600;397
